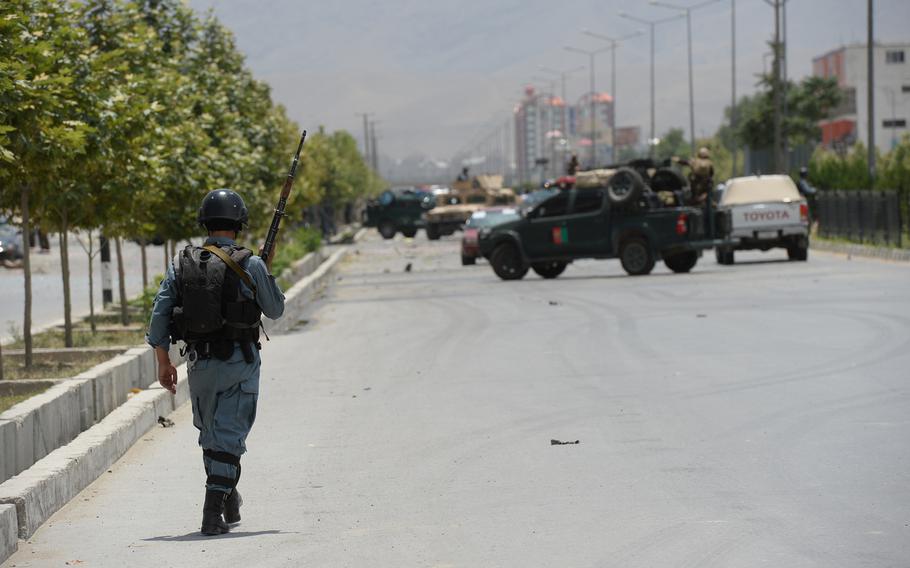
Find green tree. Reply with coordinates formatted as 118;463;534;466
0;1;92;363
654;128;691;162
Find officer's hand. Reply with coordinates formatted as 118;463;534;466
158;363;178;395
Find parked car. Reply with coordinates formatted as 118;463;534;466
715;175;809;264
0;221;24;264
461;207;520;265
478;182;727;279
363;187;435;239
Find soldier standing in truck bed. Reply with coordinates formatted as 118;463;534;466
689;147;714;205
146;189;285;536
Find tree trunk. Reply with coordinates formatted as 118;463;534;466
115;236;128;326
60;217;73;347
163;240;169;273
87;230;97;334
21;186;33;367
140;238;148;290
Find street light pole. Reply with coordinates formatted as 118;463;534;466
650;1;720;154
565;45;612;167
583;30;643;163
619;11;683;157
731;0;737;176
867;0;875;181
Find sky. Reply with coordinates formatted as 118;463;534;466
187;0;910;165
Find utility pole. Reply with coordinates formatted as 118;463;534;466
619;11;684;157
867;0;875;181
369;120;379;173
355;113;372;164
565;45;612;168
583;30;644;164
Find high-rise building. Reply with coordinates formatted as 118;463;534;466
813;43;910;151
514;86;567;186
573;93;614;168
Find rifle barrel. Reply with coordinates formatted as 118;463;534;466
261;130;307;264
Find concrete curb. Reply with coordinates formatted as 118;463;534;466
264;247;349;335
0;242;351;562
0;504;15;563
811;240;910;262
0;364;189;541
0;344;181;486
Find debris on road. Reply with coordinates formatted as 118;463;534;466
157;416;175;428
697;314;707;318
550;439;580;445
548;300;560;306
405;262;412;272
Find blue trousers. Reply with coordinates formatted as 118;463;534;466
188;346;259;493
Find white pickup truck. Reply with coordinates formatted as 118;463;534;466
715;175;809;264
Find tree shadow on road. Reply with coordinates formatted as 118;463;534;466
143;529;290;542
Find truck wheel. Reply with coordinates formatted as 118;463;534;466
378;221;396;240
461;255;476;266
715;248;734;265
490;243;528;280
426;225;441;240
619;238;655;276
532;261;567;279
787;244;808;261
401;228;418;238
606;167;645;207
664;251;698;273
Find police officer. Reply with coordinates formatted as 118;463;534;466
688;147;714;205
146;189;285;536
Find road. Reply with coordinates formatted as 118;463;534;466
5;233;909;567
0;236;162;344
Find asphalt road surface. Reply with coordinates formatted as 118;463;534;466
0;236;163;344
5;233;909;567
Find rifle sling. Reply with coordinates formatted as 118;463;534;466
203;245;257;298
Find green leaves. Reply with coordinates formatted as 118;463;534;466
0;0;378;242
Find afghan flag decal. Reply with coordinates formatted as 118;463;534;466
552;226;568;244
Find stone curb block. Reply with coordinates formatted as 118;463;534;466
0;345;184;486
264;247;349;335
0;364;188;546
0;504;16;564
811;240;910;262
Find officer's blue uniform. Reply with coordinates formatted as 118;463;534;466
146;236;285;492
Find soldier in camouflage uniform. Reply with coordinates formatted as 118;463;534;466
688;147;714;205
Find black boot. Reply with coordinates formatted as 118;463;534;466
200;490;230;536
224;489;242;524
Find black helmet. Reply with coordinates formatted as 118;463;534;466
198;189;249;230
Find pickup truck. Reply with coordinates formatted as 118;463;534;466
477;182;723;279
715;175;809;264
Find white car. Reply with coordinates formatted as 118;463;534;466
715;175;809;264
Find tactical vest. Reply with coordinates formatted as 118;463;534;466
170;244;261;361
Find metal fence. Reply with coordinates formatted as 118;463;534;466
816;190;905;247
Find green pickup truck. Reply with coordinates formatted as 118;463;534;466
478;182;724;279
363;187;435;239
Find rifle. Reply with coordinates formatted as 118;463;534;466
260;130;307;265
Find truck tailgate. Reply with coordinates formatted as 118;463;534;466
730;201;802;232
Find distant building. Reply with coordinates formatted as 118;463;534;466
572;93;614;167
813;43;910;151
514;86;568;185
614;126;641;151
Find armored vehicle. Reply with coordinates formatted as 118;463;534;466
423;174;516;240
363;187;435;239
